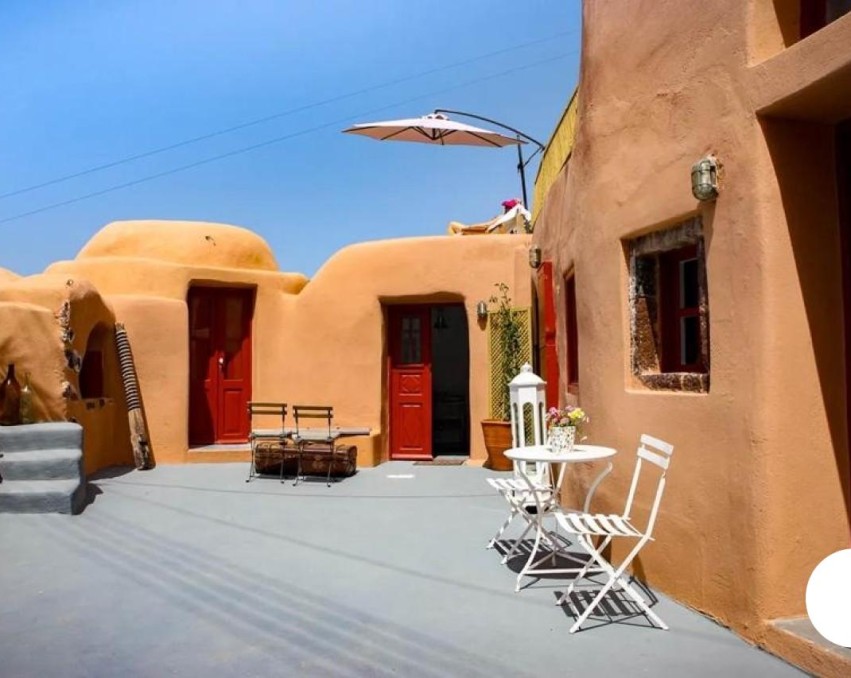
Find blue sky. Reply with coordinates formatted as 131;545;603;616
0;0;581;277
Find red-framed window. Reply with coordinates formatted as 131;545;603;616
659;245;705;373
564;273;579;393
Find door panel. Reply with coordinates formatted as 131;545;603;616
217;290;253;443
389;306;432;459
220;389;246;440
188;288;253;445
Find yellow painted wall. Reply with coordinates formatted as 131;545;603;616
532;88;578;224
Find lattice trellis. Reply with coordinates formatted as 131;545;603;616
488;307;532;420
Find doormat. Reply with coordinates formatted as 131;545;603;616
414;458;466;466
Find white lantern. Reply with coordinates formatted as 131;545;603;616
508;363;547;448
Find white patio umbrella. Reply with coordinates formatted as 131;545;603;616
343;110;544;205
343;112;523;148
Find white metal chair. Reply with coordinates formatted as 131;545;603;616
553;434;675;633
486;460;555;558
507;446;618;592
486;363;550;556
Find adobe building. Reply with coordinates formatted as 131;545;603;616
531;2;851;674
0;219;531;475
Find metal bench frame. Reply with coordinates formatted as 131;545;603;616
245;402;293;483
292;405;341;487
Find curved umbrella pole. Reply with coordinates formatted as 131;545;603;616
433;109;545;207
115;323;153;470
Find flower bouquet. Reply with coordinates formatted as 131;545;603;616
546;405;588;453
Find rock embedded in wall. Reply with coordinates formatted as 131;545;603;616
54;288;82;402
61;380;79;400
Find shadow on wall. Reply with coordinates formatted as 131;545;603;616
761;115;851;524
72;322;136;475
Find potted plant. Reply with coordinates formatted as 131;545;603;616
545;405;588;454
481;283;526;471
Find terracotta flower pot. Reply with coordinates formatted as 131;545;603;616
481;419;513;471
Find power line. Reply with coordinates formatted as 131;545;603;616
0;30;577;202
0;52;574;225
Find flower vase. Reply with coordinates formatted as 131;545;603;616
548;426;576;454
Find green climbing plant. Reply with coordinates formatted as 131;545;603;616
488;283;526;421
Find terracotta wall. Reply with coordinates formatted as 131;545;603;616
40;220;531;468
0;301;66;422
269;234;532;465
532;0;851;668
0;274;131;473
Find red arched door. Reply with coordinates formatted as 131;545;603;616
388;306;432;460
188;287;253;445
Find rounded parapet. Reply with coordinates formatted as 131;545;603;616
0;267;21;284
77;220;280;272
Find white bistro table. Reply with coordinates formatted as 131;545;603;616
504;443;617;591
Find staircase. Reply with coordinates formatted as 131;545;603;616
0;423;86;514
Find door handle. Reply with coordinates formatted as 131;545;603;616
217;356;224;370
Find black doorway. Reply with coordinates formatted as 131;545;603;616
430;304;470;456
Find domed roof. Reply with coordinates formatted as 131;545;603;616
0;267;21;283
77;220;279;271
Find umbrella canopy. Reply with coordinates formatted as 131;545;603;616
343;113;524;148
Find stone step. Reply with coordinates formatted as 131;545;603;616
0;479;85;514
0;423;83;453
0;448;83;481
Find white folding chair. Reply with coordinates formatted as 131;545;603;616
485;460;555;559
486;371;551;557
553;434;674;633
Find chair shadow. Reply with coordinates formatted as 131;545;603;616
554;577;665;633
251;467;359;485
490;538;665;632
494;538;591;580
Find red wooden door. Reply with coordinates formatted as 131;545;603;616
388;306;432;460
188;288;253;445
537;261;559;407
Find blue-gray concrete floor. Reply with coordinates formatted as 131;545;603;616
1;462;801;677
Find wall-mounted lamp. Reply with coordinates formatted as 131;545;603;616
476;300;489;321
528;245;542;269
691;155;719;201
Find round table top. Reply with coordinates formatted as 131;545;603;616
504;444;617;463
